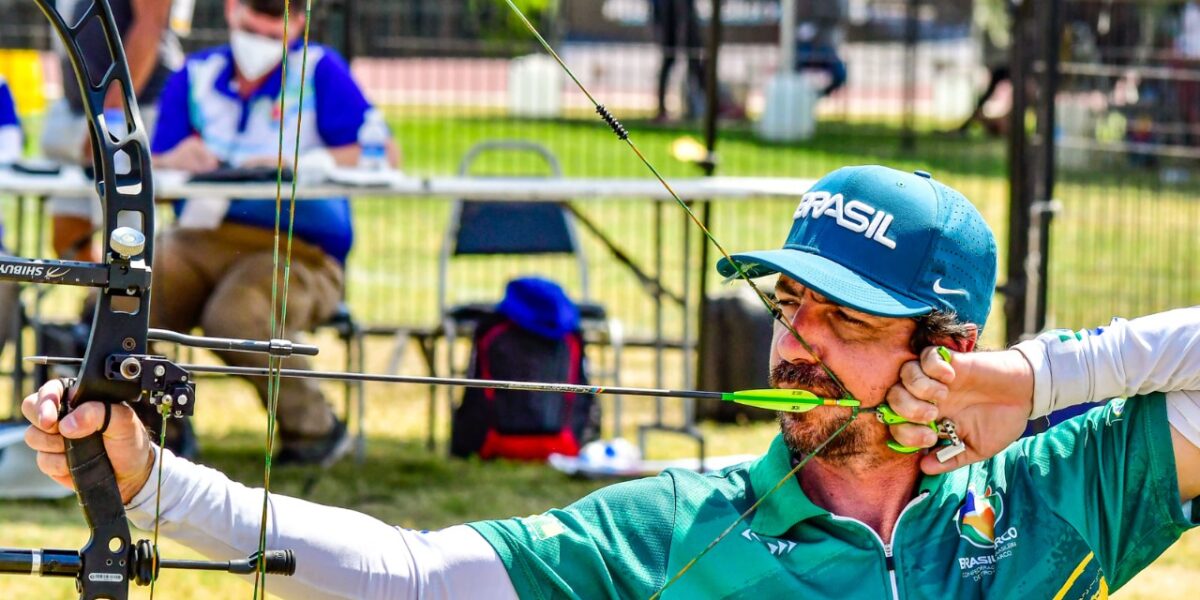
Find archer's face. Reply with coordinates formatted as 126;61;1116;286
769;275;918;460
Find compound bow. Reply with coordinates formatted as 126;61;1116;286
0;1;298;598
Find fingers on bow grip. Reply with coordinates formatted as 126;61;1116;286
53;377;112;435
53;377;76;421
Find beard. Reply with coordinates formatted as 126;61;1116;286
769;361;876;463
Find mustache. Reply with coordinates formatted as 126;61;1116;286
768;361;841;397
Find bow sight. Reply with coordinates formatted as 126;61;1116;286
0;1;301;598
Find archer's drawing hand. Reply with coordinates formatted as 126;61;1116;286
886;347;1035;475
22;379;156;504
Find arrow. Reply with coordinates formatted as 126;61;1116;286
722;389;860;413
28;357;861;415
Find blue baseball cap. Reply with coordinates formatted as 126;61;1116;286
716;166;997;329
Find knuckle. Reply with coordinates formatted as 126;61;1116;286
890;424;936;448
910;378;938;399
885;385;904;404
23;426;46;450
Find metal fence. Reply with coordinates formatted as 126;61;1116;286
320;0;1012;344
1005;0;1200;340
10;0;1188;350
0;1;1013;344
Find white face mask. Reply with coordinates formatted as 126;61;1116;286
230;29;285;80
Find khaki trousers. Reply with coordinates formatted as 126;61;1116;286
150;223;343;441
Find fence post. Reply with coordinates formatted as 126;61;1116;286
779;0;796;75
1026;0;1063;336
1004;0;1063;344
344;0;357;61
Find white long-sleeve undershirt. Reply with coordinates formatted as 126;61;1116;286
125;308;1200;599
1015;308;1200;417
125;450;518;600
1014;308;1200;449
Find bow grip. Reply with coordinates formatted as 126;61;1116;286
65;430;133;600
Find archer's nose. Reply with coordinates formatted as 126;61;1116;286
775;296;828;368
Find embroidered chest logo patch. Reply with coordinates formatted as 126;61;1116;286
956;485;1004;548
954;486;1021;582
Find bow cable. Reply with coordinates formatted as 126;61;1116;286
147;404;170;599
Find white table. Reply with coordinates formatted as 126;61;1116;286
0;166;816;440
0;166;814;201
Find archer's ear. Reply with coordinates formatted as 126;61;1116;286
931;324;978;353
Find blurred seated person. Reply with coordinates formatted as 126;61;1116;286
149;0;398;466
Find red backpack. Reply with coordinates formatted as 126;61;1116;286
450;313;600;461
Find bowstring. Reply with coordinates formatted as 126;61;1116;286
498;0;861;593
254;0;313;596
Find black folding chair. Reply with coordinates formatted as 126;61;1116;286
423;141;625;449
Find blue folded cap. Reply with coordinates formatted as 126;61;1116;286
717;166;997;330
495;277;580;339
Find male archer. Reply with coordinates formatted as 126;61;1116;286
23;165;1200;598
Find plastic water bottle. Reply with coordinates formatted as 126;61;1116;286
357;109;389;171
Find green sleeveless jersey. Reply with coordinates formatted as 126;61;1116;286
470;395;1197;599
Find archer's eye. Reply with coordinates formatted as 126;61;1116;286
836;311;868;327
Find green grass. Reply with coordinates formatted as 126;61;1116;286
2;113;1198;597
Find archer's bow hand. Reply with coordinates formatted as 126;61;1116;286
886;346;1035;475
22;379;156;504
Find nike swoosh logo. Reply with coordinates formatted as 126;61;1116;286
933;279;969;297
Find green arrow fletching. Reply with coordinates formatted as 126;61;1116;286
723;389;861;413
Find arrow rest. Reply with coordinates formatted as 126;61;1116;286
105;355;196;418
